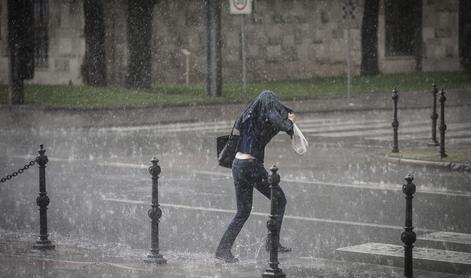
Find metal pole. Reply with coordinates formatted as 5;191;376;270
262;165;286;278
185;54;190;85
205;0;222;97
346;27;352;98
401;174;416;278
144;157;166;264
392;88;399;153
241;14;248;103
33;144;55;250
428;84;439;146
181;49;191;85
439;89;447;158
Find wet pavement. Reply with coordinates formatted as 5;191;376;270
1;231;469;278
1;91;471;277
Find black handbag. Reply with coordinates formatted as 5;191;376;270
216;123;240;168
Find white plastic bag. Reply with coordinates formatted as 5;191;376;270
291;123;309;155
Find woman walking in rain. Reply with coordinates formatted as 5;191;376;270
215;90;296;263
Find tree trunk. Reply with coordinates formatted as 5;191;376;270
413;0;423;72
360;0;379;76
126;0;155;89
83;0;106;86
7;0;34;104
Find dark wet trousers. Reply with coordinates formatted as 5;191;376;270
215;158;287;254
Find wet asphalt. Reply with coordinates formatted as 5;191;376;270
1;105;470;266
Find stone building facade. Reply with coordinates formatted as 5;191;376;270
0;0;85;85
0;0;464;86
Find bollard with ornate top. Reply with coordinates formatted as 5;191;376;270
439;89;448;158
33;144;55;250
144;157;166;264
428;84;439;146
401;174;416;278
392;88;400;153
262;165;286;278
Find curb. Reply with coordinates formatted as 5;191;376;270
384;155;471;172
1;89;471;128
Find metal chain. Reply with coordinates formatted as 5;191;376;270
0;160;36;183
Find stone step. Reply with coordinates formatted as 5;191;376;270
417;232;471;253
336;242;471;275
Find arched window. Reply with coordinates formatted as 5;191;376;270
33;0;48;67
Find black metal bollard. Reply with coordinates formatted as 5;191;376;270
392;88;400;153
428;84;439;146
33;145;55;250
262;165;286;278
144;157;166;264
401;174;416;278
439;89;448;158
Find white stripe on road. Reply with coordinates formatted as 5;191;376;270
102;197;434;233
192;170;471;198
311;122;471;138
104;121;234;133
366;129;471;141
9;156;470;198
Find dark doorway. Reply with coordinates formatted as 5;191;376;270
460;0;471;70
384;0;421;57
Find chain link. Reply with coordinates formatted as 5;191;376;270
0;160;36;183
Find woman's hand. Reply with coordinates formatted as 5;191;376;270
288;112;296;123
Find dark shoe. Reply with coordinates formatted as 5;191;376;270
278;244;292;253
265;238;292;253
215;251;239;263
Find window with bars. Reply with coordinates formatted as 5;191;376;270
33;0;48;67
384;0;416;56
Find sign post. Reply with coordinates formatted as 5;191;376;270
230;0;253;103
342;0;355;98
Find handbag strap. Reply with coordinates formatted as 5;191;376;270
230;120;237;136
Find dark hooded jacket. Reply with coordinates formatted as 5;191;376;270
234;91;294;163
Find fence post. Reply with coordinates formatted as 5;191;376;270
262;165;286;278
144;157;166;264
33;144;55;250
392;88;400;153
439;89;448;158
428;84;439;146
401;174;416;278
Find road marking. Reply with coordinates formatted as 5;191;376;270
9;156;471;198
311;122;471;138
102;197;434;233
192;170;471;198
366;129;471;141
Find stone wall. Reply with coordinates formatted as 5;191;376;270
34;0;84;85
422;0;461;71
0;0;463;86
0;0;85;85
153;0;364;83
378;0;461;73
